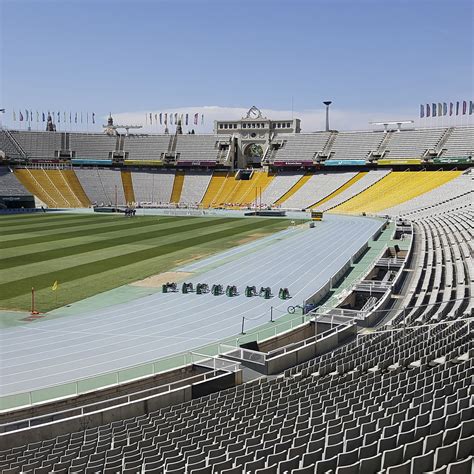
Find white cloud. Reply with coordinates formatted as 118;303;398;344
109;104;470;134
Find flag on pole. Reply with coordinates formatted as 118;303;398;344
432;103;437;117
36;111;39;122
80;112;83;123
92;112;95;124
13;110;16;121
149;113;152;124
164;113;167;124
75;112;77;123
154;113;158;124
51;280;59;291
420;104;424;118
57;111;60;123
456;101;460;115
19;111;24;121
201;114;204;125
470;101;474;115
170;114;173;125
185;113;189;125
25;110;29;121
194;113;198;125
449;102;453;116
42;112;46;122
443;103;447;116
63;111;66;123
426;104;431;117
462;100;467;114
159;113;162;125
30;110;33;122
437;103;442;116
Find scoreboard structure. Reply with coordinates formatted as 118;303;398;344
311;210;324;221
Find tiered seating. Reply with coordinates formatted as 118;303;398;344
384;173;473;217
313;170;391;212
257;172;303;207
13;131;61;159
179;171;212;205
75;168;126;205
1;326;471;473
331;171;462;214
70;134;117;160
441;126;474;158
0;168;31;196
123;135;170;161
281;172;358;209
0;130;24;160
46;170;84;207
330;131;384;161
175;135;230;162
270;133;330;162
384;128;445;159
130;170;175;205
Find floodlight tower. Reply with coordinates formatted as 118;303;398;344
323;101;332;131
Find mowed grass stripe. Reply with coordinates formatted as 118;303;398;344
0;216;194;249
0;219;248;283
0;214;107;229
0;220;289;312
0;217;238;270
0;218;284;299
1;217;126;236
1;217;204;260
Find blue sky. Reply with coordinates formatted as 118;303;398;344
1;0;472;132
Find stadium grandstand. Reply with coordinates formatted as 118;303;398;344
0;101;473;474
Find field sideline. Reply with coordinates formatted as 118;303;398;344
0;213;298;312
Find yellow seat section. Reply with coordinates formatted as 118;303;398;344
47;169;84;207
274;173;312;206
63;170;91;206
228;171;274;208
121;170;136;205
200;171;229;207
308;172;367;209
331;170;462;214
14;168;71;207
170;171;185;203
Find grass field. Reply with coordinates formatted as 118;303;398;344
0;213;298;312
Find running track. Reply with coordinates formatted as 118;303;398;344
0;215;382;396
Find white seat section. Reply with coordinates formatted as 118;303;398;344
441;126;474;157
75;168;125;205
330;131;384;161
0;168;31;196
385;173;474;217
384;128;445;159
70;133;117;160
270;133;330;162
258;172;304;206
11;131;62;159
175;135;231;162
314;169;391;212
179;171;212;205
283;171;358;209
131;170;175;205
123;135;170;160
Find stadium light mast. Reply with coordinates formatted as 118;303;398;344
323;101;332;131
